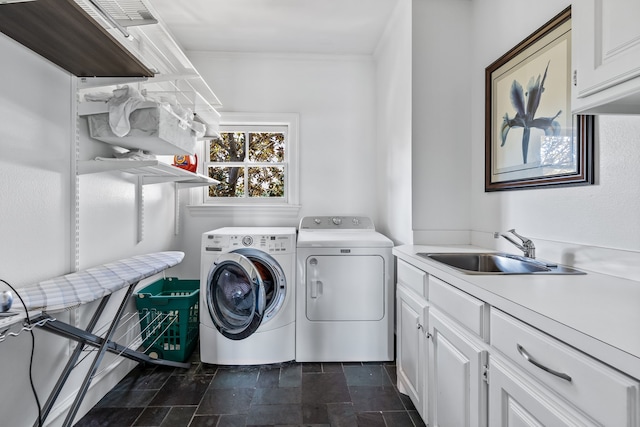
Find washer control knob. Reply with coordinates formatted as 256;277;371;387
241;236;253;246
314;218;322;225
331;217;342;226
352;218;360;225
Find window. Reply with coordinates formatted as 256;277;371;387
201;113;299;208
207;126;286;200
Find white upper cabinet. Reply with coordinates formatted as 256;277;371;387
572;0;640;113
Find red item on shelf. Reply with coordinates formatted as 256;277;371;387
172;154;198;173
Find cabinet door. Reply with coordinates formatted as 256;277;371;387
573;0;640;113
396;286;429;419
489;356;599;427
428;308;487;427
491;309;640;426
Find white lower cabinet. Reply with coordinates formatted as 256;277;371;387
396;285;429;419
394;256;640;427
490;309;640;427
428;307;488;427
488;355;599;427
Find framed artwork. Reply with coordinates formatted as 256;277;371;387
485;7;594;191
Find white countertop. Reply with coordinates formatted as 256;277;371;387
393;244;640;380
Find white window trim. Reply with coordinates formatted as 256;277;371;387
187;112;300;216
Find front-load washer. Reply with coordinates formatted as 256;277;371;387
296;216;394;362
200;227;296;365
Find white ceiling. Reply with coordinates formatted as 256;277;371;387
146;0;399;55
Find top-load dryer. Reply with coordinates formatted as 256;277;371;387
200;227;296;365
296;216;394;362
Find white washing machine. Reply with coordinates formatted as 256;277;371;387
296;216;394;362
200;227;296;365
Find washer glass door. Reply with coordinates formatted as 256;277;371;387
236;248;286;323
207;253;267;340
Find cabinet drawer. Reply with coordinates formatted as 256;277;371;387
429;276;486;338
397;259;427;298
491;309;640;427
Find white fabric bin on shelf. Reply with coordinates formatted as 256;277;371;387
86;104;198;155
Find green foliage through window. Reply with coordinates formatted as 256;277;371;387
207;131;286;199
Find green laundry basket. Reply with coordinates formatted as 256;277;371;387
135;277;199;363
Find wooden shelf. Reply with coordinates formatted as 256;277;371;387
0;0;153;77
78;159;218;186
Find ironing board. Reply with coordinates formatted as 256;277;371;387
0;251;186;427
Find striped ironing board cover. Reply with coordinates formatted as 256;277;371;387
14;251;184;313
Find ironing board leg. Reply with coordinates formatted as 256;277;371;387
61;284;137;427
33;314;191;369
33;296;112;427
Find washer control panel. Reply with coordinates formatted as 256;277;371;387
205;233;294;253
299;216;374;230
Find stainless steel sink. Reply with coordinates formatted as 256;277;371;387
417;253;585;275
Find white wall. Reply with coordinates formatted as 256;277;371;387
0;38;72;283
411;0;473;244
0;33;180;426
77;120;179;267
469;0;640;281
0;33;74;427
374;0;413;245
171;51;379;278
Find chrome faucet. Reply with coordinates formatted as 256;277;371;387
501;229;536;259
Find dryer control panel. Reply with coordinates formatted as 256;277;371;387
299;216;375;231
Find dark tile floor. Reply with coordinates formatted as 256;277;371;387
75;349;426;427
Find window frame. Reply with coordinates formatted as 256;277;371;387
188;112;300;216
205;124;288;203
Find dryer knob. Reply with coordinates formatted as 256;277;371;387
331;217;342;226
242;236;253;246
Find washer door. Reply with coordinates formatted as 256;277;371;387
207;252;267;340
235;248;287;323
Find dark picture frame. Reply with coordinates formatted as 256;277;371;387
485;7;594;191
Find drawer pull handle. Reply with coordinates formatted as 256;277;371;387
516;344;572;383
